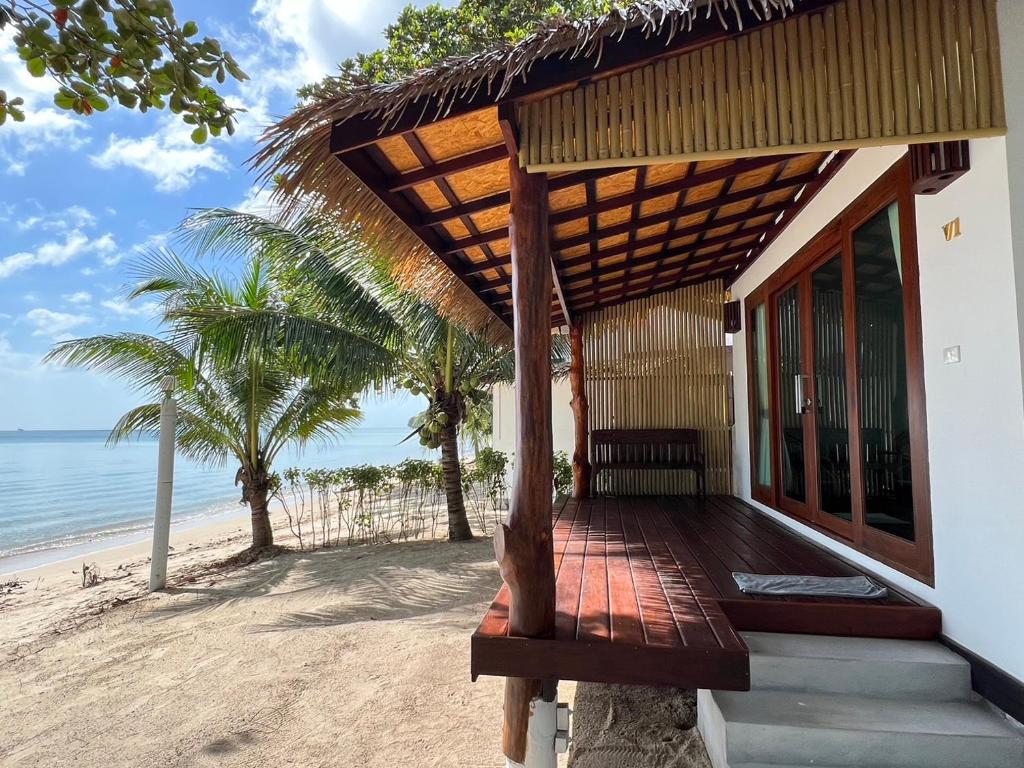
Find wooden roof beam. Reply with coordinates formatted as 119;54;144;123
727;150;855;286
420;167;613;226
550;171;817;253
339;146;512;329
444;171;818;254
572;255;746;309
562;241;758;289
478;232;764;294
548;154;787;227
387;143;508;192
559;209;779;270
463;204;785;277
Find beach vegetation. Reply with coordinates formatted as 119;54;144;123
44;250;394;551
175;208;569;545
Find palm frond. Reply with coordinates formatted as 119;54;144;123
166;305;396;390
44;333;198;396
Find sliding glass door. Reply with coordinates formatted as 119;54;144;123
745;156;932;582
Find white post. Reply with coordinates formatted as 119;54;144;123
149;376;177;592
507;689;559;768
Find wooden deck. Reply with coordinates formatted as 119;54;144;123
471;496;940;690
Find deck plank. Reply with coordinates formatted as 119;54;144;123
620;498;685;647
604;498;646;645
577;497;611;642
555;497;591;640
471;495;940;688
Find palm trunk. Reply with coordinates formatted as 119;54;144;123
249;485;274;549
440;423;473;541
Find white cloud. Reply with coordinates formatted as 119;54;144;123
100;299;161;318
0;31;90;174
63;291;93;305
25;308;92;339
90;116;231;193
235;185;280;217
97;231;169;269
251;0;407;85
0;333;40;374
17;205;97;233
0;230;118;279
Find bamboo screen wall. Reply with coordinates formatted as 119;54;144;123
583;280;731;495
519;0;1005;171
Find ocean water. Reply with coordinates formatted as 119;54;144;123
0;429;431;568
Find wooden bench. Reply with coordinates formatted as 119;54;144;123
591;428;706;496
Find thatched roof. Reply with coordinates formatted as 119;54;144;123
254;0;800;338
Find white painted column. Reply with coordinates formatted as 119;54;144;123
148;376;177;592
507;692;558;768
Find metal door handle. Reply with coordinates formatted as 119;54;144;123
794;374;811;414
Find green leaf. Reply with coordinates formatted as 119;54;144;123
190;124;207;144
86;95;109;112
182;20;198;37
26;57;45;77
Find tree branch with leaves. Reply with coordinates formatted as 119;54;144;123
0;0;245;141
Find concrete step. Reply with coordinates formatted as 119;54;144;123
701;689;1024;768
742;631;973;700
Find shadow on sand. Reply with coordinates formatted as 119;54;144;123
150;537;501;633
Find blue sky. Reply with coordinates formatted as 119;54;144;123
0;0;442;430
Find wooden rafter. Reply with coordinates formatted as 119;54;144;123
444;170;818;254
402;133;508;282
547;155;783;226
420;168;611;226
340;146;513;326
388;144;508;192
727;149;854;285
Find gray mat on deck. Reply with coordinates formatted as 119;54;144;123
732;572;889;599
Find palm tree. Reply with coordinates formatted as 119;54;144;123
396;316;514;541
174;208;568;542
45;252;393;549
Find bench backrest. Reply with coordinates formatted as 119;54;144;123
591;428;702;466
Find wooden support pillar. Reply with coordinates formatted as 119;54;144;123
495;160;557;765
569;324;591;498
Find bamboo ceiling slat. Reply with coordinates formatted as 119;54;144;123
519;0;1006;172
583;280;731;495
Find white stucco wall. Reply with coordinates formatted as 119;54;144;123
731;139;1024;681
492;378;576;459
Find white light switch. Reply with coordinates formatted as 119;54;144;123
943;345;962;364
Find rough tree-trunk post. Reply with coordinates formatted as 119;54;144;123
569;323;591;499
495;158;557;767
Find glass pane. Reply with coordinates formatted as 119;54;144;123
751;303;772;488
777;284;806;503
812;255;852;522
854;202;915;541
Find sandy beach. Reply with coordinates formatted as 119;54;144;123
1;510;543;767
0;502;720;768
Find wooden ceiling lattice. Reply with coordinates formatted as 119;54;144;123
342;112;851;328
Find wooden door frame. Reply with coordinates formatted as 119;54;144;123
743;155;934;585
